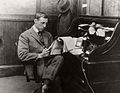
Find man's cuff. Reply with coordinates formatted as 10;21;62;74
37;53;43;59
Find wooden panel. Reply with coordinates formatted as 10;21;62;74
84;62;120;93
0;22;4;65
0;17;34;65
0;65;24;77
104;0;119;16
85;62;120;83
3;21;33;65
92;81;120;93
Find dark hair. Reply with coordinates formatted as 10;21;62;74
35;12;48;19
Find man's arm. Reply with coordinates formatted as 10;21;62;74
17;34;38;62
17;33;51;62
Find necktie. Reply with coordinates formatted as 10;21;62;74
38;32;45;46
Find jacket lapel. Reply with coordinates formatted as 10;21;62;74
30;28;44;46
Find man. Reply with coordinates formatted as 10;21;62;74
17;12;64;93
57;0;73;36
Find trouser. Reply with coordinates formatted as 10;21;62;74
42;55;64;81
41;55;64;93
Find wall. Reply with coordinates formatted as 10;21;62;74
88;0;103;16
0;18;33;76
78;0;120;17
104;0;119;16
0;0;36;15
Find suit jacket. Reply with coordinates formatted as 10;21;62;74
17;27;53;79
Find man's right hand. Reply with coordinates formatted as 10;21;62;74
38;48;50;58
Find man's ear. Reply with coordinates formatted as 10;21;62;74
34;19;37;23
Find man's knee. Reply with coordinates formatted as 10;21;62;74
54;55;64;62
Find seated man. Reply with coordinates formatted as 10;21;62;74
17;12;64;93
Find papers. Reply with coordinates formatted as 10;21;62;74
49;36;84;55
78;24;89;27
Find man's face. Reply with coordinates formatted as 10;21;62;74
34;17;48;32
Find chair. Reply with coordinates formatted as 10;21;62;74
23;62;40;83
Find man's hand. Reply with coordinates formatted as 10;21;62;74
38;48;50;58
42;48;50;57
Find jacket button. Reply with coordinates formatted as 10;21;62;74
82;80;84;83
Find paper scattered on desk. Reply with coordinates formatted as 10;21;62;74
78;24;89;27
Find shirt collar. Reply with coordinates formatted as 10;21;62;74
32;25;39;33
